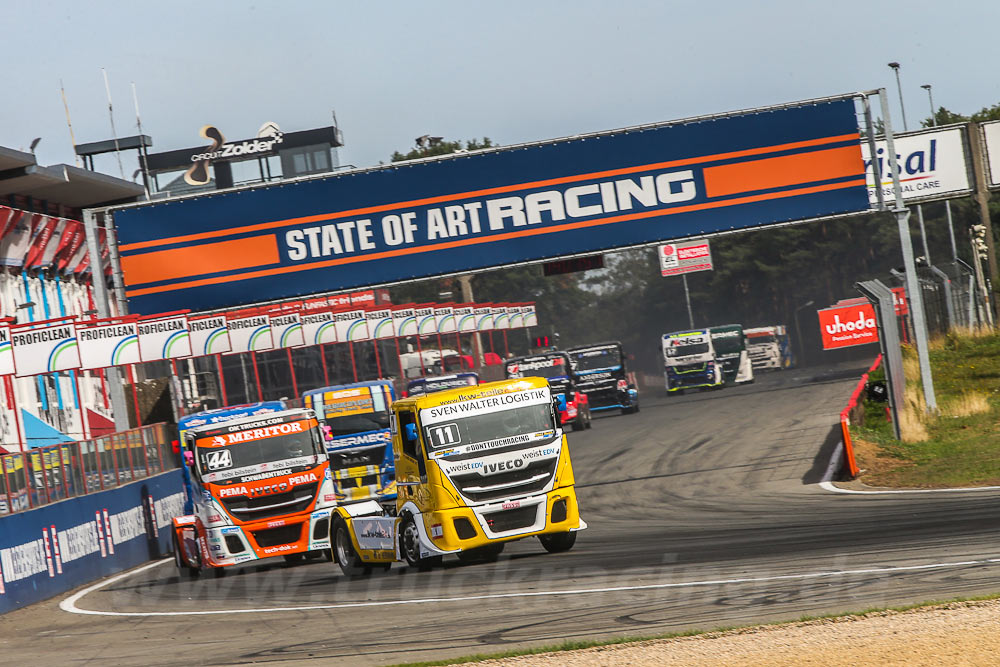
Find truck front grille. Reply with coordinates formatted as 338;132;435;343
251;523;303;548
448;459;557;503
220;482;319;521
329;446;384;470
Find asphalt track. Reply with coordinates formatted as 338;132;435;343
4;361;1000;666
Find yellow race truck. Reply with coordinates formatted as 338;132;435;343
330;376;585;575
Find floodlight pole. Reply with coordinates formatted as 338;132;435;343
83;208;132;430
921;84;959;262
681;274;694;329
879;89;937;412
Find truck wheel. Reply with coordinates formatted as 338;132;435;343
571;412;586;431
400;516;442;571
172;532;199;579
539;531;577;553
584;408;592;429
333;520;371;578
456;542;505;563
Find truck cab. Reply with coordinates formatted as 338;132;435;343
302;381;396;507
567;342;639;415
329;377;585;575
709;325;754;385
504;352;591;431
745;325;794;370
406;372;480;397
662;329;724;394
172;407;335;576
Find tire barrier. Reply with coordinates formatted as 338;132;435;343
839;355;883;479
0;467;184;614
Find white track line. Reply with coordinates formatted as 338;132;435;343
820;481;1000;495
61;556;1000;617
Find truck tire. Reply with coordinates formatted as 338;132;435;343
571;412;586;431
333;520;370;578
172;532;200;579
539;531;577;553
584;407;592;429
400;516;442;571
456;542;505;564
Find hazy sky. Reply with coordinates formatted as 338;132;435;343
5;1;998;180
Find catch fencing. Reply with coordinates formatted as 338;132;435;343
1;423;177;515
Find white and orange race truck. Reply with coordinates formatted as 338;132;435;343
172;407;336;577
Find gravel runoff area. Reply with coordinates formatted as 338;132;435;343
451;599;1000;667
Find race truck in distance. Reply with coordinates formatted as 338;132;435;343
504;351;592;430
566;342;639;415
709;324;754;385
406;372;480;397
745;325;794;370
302;381;396;507
329;376;586;575
662;329;724;394
172;408;335;576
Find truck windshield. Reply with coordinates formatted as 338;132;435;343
749;335;777;345
711;336;744;354
422;403;556;450
196;424;325;484
324;410;390;437
570;348;622;371
665;343;709;357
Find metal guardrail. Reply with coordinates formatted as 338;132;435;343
0;423;178;515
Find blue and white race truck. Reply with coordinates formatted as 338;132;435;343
405;372;480;397
301;381;397;507
662;329;724;395
567;342;639;415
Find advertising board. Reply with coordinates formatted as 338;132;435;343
366;308;395;339
226;314;273;354
658;239;712;276
818;303;880;350
332;310;369;342
475;305;494;331
392;306;417;337
77;318;140;369
0;324;15;376
982;120;1000;188
11;318;81;377
137;314;191;362
862;126;971;204
187;315;232;356
455;305;477;332
301;311;337;345
270;312;305;348
112;98;867;314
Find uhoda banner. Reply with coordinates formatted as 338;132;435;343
137;314;191;361
111;97;868;314
188;315;232;356
77;318;140;369
11;318;81;376
226;314;274;354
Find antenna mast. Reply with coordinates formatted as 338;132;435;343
101;68;125;179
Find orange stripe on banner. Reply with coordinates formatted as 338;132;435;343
702;145;864;198
125;178;864;298
121;235;280;285
119;133;861;252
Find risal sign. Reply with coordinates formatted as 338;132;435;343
818;304;879;350
862;126;970;205
659;239;712;276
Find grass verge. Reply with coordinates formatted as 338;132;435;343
385;592;1000;666
849;329;1000;488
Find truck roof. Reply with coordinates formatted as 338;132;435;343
178;401;287;432
393;376;549;411
184;408;316;439
301;380;393;397
662;329;709;338
567;341;622;353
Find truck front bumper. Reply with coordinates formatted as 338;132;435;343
419;487;585;554
198;509;334;567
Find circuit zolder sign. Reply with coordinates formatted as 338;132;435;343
111;97;869;314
